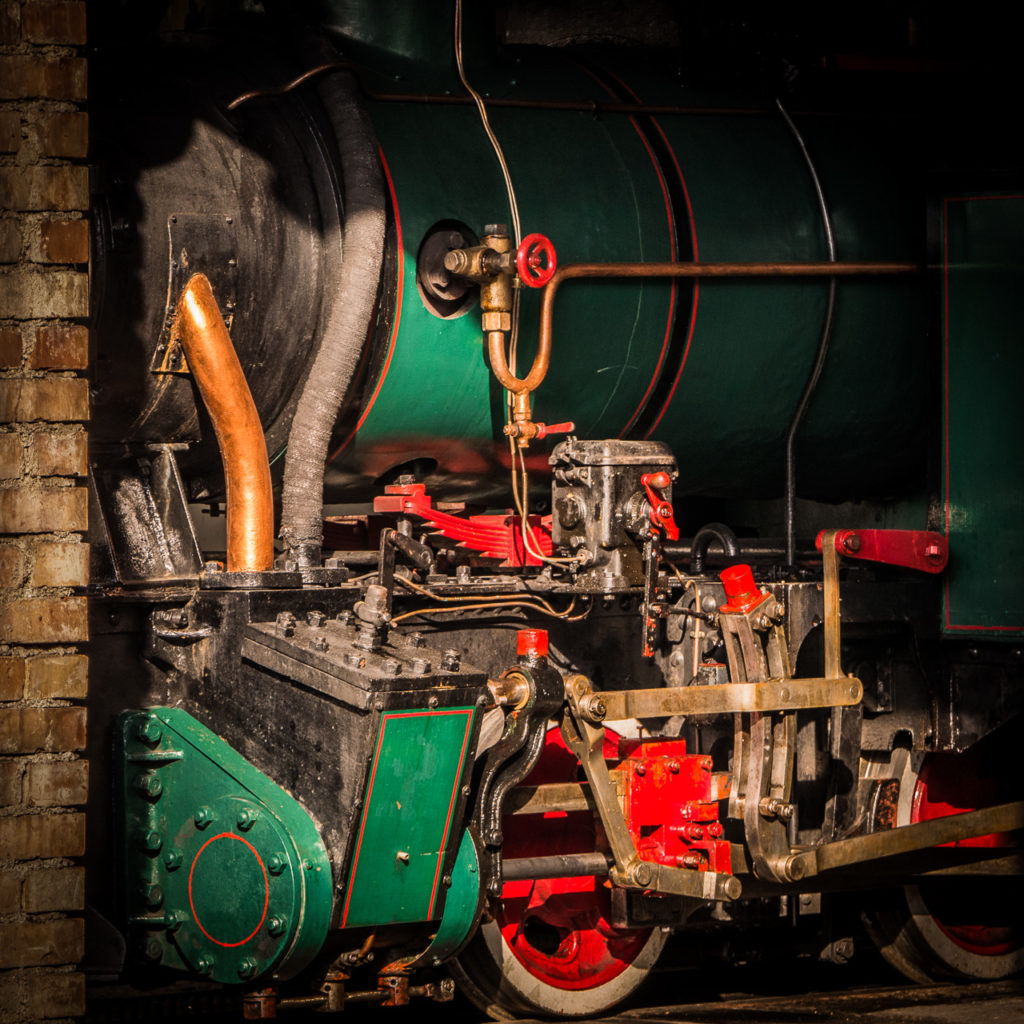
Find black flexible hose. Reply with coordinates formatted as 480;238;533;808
280;63;386;567
777;97;837;567
690;522;740;574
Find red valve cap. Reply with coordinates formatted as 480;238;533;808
719;564;767;614
517;628;549;659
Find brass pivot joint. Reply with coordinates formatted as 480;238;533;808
444;224;515;331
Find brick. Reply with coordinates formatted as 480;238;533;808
0;708;86;755
22;865;84;912
0;759;22;803
0;217;19;263
0;379;89;422
0;812;85;860
0;267;89;318
0;325;22;366
0;432;21;478
21;1;87;45
0;55;87;102
0;596;88;643
0;544;26;589
27;430;87;476
32;218;89;264
0;164;88;212
0;487;88;533
30;540;89;587
0;918;84;968
0;969;86;1019
25;760;88;807
28;323;87;369
24;655;86;700
0;109;19;153
0;871;19;913
0;659;26;701
33;110;87;159
0;2;18;46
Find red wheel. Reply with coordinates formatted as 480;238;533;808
863;738;1023;982
452;726;666;1019
516;233;557;288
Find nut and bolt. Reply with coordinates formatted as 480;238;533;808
842;534;861;553
382;658;402;676
142;938;163;961
759;797;794;821
336;610;353;626
579;694;607;722
164;910;185;932
134;771;163;800
706;822;724;838
634;763;647;776
136;716;163;746
238;958;258;979
306;609;327;627
678;853;702;869
203;560;223;573
267;916;287;937
441;648;461;672
679;823;704;841
667;760;681;774
196;954;214;975
164;848;183;871
428;695;439;708
407;632;425;648
630;861;653;887
344;652;365;669
456;564;471;582
313;636;329;652
136;829;163;853
276;612;296;637
412;658;431;675
194;806;215;829
268;853;287;876
237;807;260;831
139;883;164;908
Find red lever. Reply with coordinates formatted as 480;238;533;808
534;420;574;439
815;529;948;574
516;233;557;288
640;471;679;541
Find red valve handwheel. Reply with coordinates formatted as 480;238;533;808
515;233;557;288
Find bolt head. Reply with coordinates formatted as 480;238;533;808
268;916;287;937
194;806;214;829
238;957;258;979
196;954;214;975
164;847;182;871
136;829;163;853
134;771;163;800
268;853;287;876
136;716;163;746
237;807;260;831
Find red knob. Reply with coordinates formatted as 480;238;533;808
719;564;766;614
516;233;557;288
517;628;549;659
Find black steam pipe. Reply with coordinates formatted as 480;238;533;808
690;522;740;574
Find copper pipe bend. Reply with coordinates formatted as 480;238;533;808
174;273;274;572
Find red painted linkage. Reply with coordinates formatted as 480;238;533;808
374;483;552;567
815;529;949;574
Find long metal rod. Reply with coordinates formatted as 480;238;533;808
489;260;921;401
777;98;838;566
785;801;1024;881
175;274;274;572
503;852;611;881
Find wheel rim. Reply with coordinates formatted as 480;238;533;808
911;745;1020;958
453;725;667;1018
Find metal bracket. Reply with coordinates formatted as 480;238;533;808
560;675;742;902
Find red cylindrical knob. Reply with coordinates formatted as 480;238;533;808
719;564;765;614
517;628;549;659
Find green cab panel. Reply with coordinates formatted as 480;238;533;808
341;706;477;928
942;194;1024;635
116;708;332;985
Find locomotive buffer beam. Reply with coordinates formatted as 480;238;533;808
577;675;863;724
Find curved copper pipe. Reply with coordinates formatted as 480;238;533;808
489;260;922;400
175;274;274;572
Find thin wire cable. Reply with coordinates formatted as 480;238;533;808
392;595;592;625
395;573;576;616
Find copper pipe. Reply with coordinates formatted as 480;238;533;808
174;274;274;572
490;260;923;402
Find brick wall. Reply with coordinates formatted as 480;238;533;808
0;3;88;1021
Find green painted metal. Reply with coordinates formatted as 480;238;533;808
322;19;926;503
341;707;477;929
942;194;1024;635
116;708;332;984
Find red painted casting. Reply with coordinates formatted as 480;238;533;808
815;529;949;574
640;471;679;540
719;564;767;614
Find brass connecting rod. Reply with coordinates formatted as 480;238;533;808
174;274;274;572
487;260;922;425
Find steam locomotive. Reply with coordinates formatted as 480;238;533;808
87;2;1023;1018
